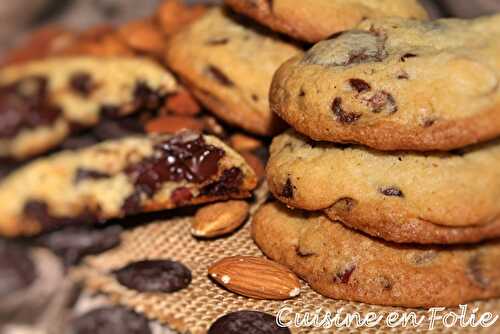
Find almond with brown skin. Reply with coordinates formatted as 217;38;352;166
241;151;265;183
146;115;204;134
192;201;249;238
229;133;263;152
165;89;200;116
118;19;166;56
208;256;301;300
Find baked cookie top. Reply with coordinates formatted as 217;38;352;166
165;7;303;136
0;131;257;236
252;202;500;307
271;15;500;150
0;56;178;159
267;130;500;229
225;0;428;43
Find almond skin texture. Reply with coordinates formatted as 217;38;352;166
192;200;249;238
146;115;204;134
208;256;301;300
229;133;263;152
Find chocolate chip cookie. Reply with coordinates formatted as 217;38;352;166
266;130;500;244
0;56;178;159
224;0;428;43
165;7;303;136
270;15;500;150
0;131;257;236
252;202;500;307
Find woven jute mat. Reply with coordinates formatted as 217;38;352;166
73;188;500;334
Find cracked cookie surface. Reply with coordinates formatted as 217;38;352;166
266;130;500;243
224;0;428;43
252;202;500;307
270;15;500;150
0;132;256;236
0;56;178;159
165;7;303;136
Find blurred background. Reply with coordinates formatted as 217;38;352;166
1;0;499;55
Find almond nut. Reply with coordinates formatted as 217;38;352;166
165;89;200;116
146;115;204;134
208;256;301;300
229;133;262;152
241;151;265;182
156;0;206;36
192;200;249;238
118;19;166;56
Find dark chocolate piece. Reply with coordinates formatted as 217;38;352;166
208;310;291;334
114;259;192;293
72;307;151;334
37;225;121;266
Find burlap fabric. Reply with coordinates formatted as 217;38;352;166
73;188;500;334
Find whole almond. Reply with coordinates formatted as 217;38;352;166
208;256;301;300
192;201;249;238
241;151;265;182
229;133;262;152
165;89;200;116
146;115;204;134
118;19;166;56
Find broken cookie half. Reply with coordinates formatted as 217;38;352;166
0;56;178;159
0;131;257;236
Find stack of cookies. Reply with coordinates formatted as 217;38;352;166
241;5;500;307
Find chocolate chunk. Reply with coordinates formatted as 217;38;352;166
126;134;225;199
368;91;397;113
467;254;489;288
74;168;111;184
206;37;230;45
72;307;151;334
206;65;234;86
23;200;97;231
134;82;165;111
0;240;36;298
298;89;306;97
281;178;294;199
37;225;121;266
348;79;371;93
114;259;192;293
332;197;357;212
170;187;193;205
334;264;356;284
332;97;361;123
400;53;417;62
122;191;142;215
0;76;61;138
379;187;404;197
69;72;94;96
201;167;243;196
208;311;290;334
